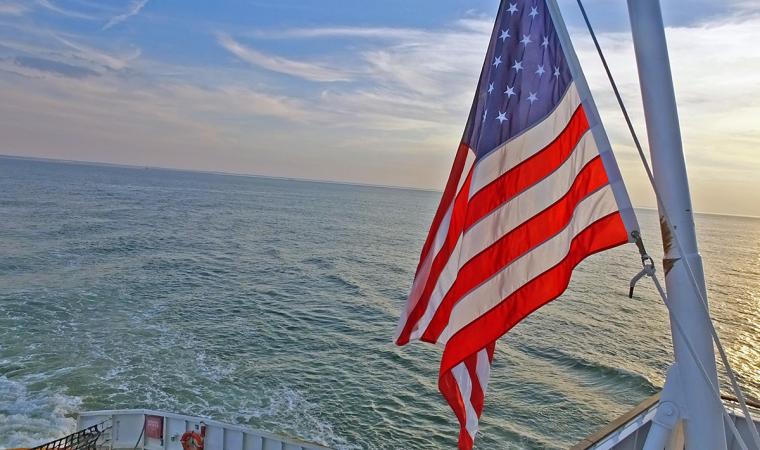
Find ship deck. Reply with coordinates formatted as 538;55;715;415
573;394;760;450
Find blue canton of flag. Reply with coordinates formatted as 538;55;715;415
464;1;572;158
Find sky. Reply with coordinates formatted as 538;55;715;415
0;0;759;217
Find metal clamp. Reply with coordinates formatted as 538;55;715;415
629;230;656;298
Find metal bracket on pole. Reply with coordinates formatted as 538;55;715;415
629;231;656;298
643;365;686;450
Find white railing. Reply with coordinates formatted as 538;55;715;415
77;409;331;450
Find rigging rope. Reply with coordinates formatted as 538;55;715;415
631;234;750;450
574;0;760;448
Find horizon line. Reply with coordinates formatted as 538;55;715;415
2;153;758;220
0;153;441;194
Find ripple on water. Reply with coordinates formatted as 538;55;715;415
0;159;758;449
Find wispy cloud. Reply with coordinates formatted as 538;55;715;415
217;34;352;82
12;55;99;78
235;13;760;211
0;1;28;16
167;84;311;122
102;0;149;30
0;27;140;83
244;20;492;42
36;0;96;20
55;35;140;71
246;26;428;41
0;60;315;169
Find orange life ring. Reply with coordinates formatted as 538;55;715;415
180;430;204;450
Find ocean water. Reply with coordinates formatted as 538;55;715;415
0;156;758;449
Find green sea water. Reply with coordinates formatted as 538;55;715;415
1;156;758;449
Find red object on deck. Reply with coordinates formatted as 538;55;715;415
145;415;164;439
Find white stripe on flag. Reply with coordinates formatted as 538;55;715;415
452;362;479;438
408;236;464;342
409;130;599;341
461;130;599;263
456;150;477;194
438;185;619;343
475;349;491;393
399;150;475;342
469;82;581;197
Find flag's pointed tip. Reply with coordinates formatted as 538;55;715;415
458;428;475;450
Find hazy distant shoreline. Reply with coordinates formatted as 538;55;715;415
0;153;439;195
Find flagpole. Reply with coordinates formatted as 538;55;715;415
626;1;727;448
544;0;639;237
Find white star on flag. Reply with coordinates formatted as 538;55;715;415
512;60;523;72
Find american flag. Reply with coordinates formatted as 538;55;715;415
394;0;638;448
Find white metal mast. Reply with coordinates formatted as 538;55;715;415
626;0;727;448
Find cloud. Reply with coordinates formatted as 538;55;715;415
568;18;760;167
0;2;28;16
102;0;149;30
245;26;428;41
0;60;316;171
55;35;140;71
216;34;352;82
244;19;492;43
13;55;99;78
556;15;760;214
233;13;760;213
0;29;141;90
164;84;311;123
309;19;488;131
2;4;760;215
36;0;96;20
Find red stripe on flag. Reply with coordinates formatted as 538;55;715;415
465;354;484;414
439;341;496;450
465;105;589;230
396;165;475;345
416;142;472;275
486;341;495;363
438;369;474;450
420;156;610;342
439;212;628;374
